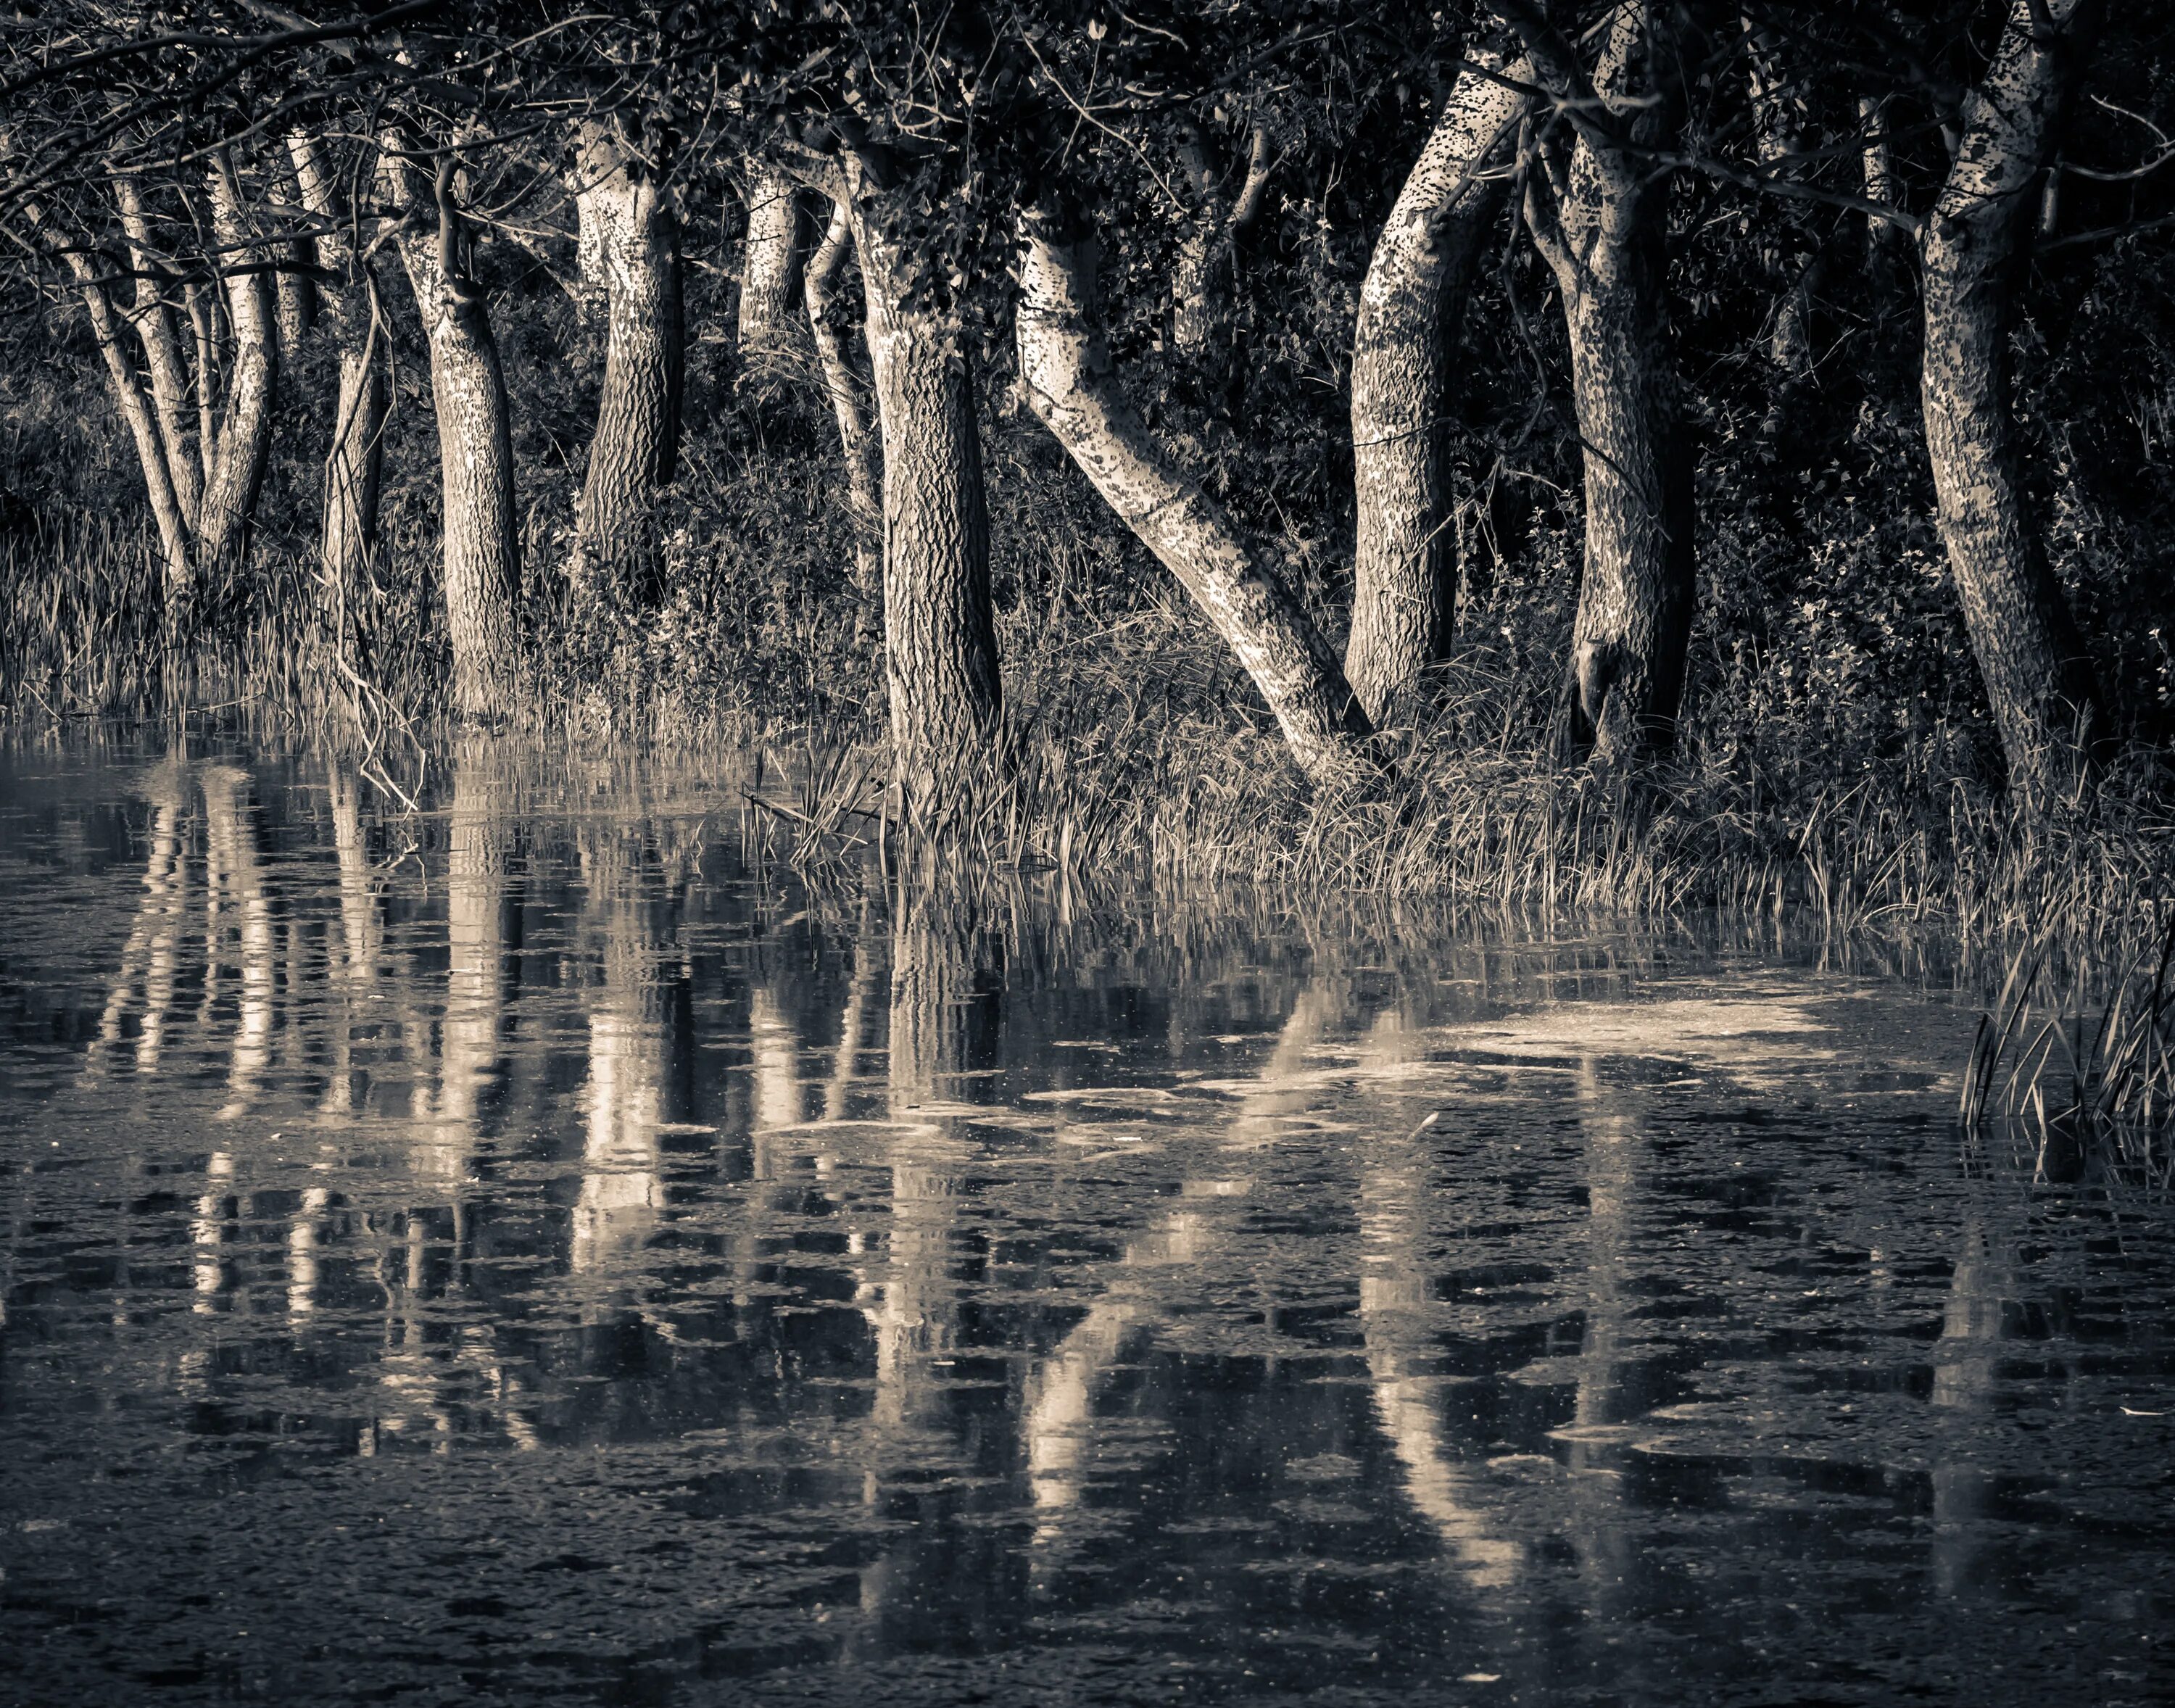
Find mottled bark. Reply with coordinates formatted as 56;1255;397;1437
805;197;883;606
196;152;280;581
292;131;387;672
1018;225;1375;786
1920;0;2107;803
1511;1;1694;766
568;126;684;608
391;149;523;721
1172;125;1272;361
738;162;804;364
1346;53;1525;726
845;156;1003;807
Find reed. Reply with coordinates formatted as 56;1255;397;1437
1959;919;2175;1185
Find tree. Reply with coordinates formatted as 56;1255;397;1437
1346;45;1527;726
1501;0;1699;766
566;120;684;610
804;195;884;609
1016;215;1377;786
387;142;523;723
836;144;1005;811
290;129;389;676
1920;0;2110;805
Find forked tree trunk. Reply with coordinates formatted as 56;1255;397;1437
1346;51;1525;726
845;157;1003;807
1018;224;1376;786
113;178;202;530
1172;125;1272;362
804;197;883;606
1510;1;1694;766
196;151;280;585
60;245;194;602
291;131;387;671
738;162;804;365
568;126;684;608
1920;0;2107;805
390;148;523;721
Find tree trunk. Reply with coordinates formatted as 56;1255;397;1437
392;149;523;721
1512;2;1694;766
1920;0;2107;804
1346;52;1525;726
1746;25;1817;395
1172;125;1272;362
804;196;883;608
292;131;387;674
738;162;804;365
568;127;684;609
845;158;1003;808
196;151;280;585
62;247;193;605
273;146;318;366
1017;225;1376;786
113;178;202;530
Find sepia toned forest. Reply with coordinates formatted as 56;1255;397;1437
4;1;2175;918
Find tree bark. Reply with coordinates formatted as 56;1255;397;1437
1746;24;1817;394
1920;0;2108;804
391;148;523;721
1346;52;1525;726
195;151;280;584
1017;224;1376;786
1172;125;1272;362
1509;1;1694;766
273;144;318;365
845;156;1003;808
568;125;684;609
291;130;387;673
738;162;804;365
113;178;202;531
61;246;194;605
804;196;883;607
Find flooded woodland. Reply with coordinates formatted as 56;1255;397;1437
2;739;2171;1705
7;1;2175;1701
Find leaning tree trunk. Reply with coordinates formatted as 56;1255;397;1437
1920;0;2107;806
804;197;883;608
60;246;194;604
845;157;1003;809
1018;223;1375;786
391;150;523;722
291;130;388;675
195;150;280;600
1512;2;1694;767
738;162;804;366
113;177;202;530
1346;52;1525;726
568;128;684;610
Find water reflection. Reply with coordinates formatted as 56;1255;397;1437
1;747;2171;1707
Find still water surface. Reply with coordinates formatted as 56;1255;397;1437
1;742;2171;1707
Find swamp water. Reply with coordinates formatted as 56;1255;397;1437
1;742;2171;1707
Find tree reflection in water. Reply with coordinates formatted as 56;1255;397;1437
5;752;2166;1705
